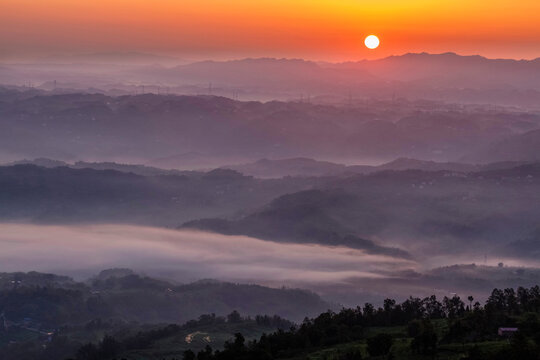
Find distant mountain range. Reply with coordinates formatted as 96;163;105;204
8;156;533;179
2;52;540;106
39;51;186;66
7;158;190;176
0;164;322;226
462;129;540;163
133;52;540;90
332;52;540;89
1;90;539;164
125;53;540;105
221;157;532;178
182;162;540;261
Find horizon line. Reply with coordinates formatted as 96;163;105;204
1;51;539;66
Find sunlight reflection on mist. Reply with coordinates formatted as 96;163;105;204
0;223;416;285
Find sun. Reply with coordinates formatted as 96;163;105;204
364;35;380;49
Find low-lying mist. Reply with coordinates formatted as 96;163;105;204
0;223;414;284
2;223;540;306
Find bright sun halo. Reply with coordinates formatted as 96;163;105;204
364;35;380;49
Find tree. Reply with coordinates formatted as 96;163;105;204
504;288;518;314
423;295;444;319
518;287;530;311
367;333;393;357
509;331;535;360
410;319;438;355
197;345;213;360
383;298;396;325
468;296;474;311
402;297;425;321
183;349;196;360
99;335;119;359
76;343;99;360
486;288;506;312
443;296;465;318
363;303;375;319
407;320;422;338
224;333;246;353
227;310;242;323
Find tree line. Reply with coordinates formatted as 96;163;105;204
71;285;540;360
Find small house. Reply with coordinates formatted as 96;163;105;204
498;327;518;337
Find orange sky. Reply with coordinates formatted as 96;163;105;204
1;0;539;61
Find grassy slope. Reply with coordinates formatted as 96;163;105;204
118;321;280;360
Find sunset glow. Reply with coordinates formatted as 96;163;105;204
1;0;539;61
1;0;540;356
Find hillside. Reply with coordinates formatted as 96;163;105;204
0;270;332;326
221;158;352;178
5;284;539;360
221;156;531;178
0;164;319;226
334;52;540;90
463;129;540;163
183;164;540;262
182;189;410;258
2;162;540;263
1;89;539;164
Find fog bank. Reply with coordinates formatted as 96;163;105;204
0;223;415;286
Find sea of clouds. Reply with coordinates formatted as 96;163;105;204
0;223;416;285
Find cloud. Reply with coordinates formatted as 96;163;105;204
0;223;416;287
